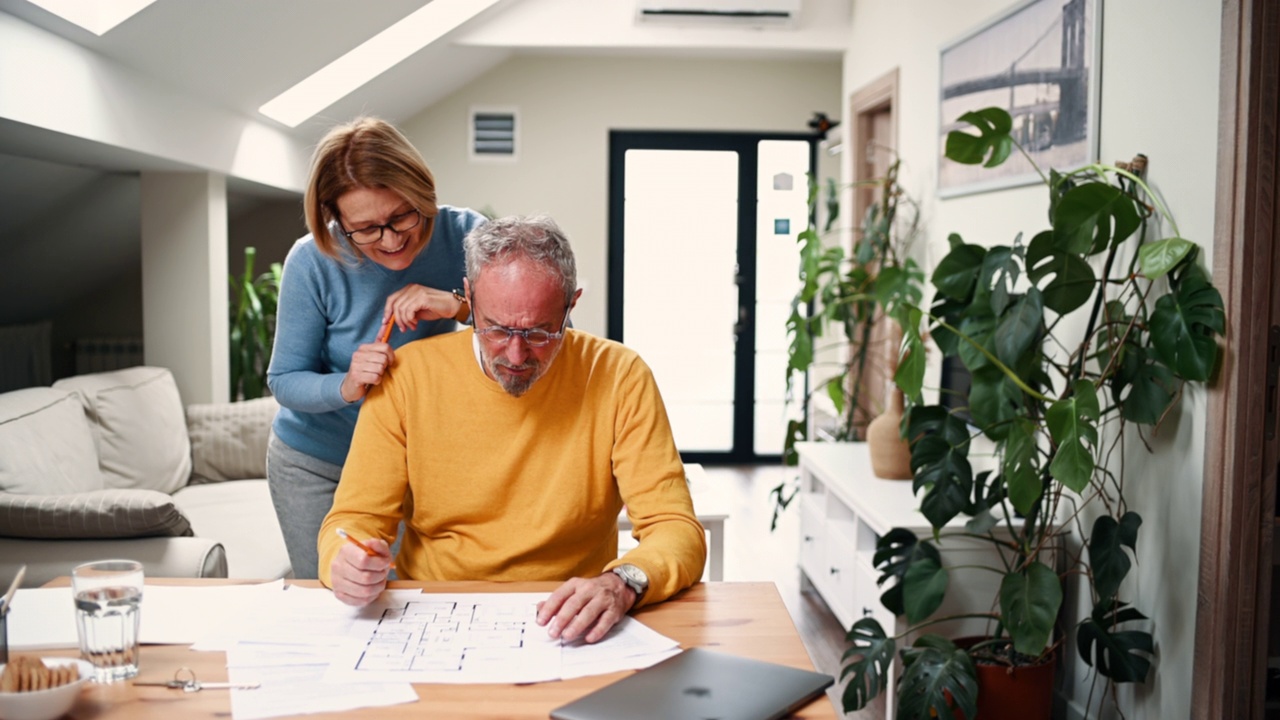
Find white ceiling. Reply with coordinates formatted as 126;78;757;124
0;0;850;186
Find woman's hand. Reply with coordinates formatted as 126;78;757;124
340;341;394;402
382;284;465;332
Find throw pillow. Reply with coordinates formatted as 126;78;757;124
187;396;278;483
0;488;193;539
0;387;103;495
53;366;192;495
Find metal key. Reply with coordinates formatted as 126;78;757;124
134;668;259;692
179;680;261;693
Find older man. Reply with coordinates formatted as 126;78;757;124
319;215;706;644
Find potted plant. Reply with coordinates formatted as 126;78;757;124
229;246;282;400
780;157;925;458
840;107;1225;719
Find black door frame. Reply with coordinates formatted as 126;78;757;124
607;130;817;464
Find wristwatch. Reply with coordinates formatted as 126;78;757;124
611;564;649;601
451;288;470;323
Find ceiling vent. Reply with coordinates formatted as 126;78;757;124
469;107;518;162
635;0;800;27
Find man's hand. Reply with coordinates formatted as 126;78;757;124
329;538;394;607
536;573;636;644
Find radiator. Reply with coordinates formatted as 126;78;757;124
74;337;144;375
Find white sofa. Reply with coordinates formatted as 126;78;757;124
0;366;291;588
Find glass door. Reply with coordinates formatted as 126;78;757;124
608;132;813;462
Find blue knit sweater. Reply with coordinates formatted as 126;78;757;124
267;205;487;466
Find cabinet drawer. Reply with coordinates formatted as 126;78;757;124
799;499;825;581
823;529;857;627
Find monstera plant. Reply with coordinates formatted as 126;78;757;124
841;107;1225;719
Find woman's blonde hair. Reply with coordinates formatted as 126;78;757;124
303;117;438;259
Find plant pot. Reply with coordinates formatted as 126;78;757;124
951;637;1056;720
866;387;912;479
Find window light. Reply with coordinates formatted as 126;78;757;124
23;0;157;35
259;0;501;128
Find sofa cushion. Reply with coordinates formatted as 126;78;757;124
0;387;103;495
187;396;278;483
0;489;192;539
53;366;191;495
172;480;291;580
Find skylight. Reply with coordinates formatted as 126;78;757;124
259;0;501;128
24;0;157;35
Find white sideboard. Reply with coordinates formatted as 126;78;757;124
795;441;1014;718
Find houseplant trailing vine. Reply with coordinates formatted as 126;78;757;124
229;246;282;400
841;107;1225;718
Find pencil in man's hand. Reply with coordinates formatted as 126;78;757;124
336;528;395;569
377;319;394;344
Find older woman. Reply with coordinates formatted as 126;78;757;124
266;116;487;579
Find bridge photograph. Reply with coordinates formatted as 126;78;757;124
937;0;1097;196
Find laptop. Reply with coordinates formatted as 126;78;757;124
550;647;835;720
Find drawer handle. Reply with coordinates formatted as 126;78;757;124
862;607;874;617
829;567;839;575
803;535;815;542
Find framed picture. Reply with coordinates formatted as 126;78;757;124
937;0;1101;197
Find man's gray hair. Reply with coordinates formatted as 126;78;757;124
464;215;577;303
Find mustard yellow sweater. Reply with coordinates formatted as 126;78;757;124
317;329;707;606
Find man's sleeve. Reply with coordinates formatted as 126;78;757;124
607;355;708;607
316;379;410;587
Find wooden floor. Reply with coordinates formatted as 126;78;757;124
702;463;881;720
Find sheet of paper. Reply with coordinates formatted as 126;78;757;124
322;593;682;685
10;581;288;650
226;642;417;720
8;587;77;649
560;616;682;679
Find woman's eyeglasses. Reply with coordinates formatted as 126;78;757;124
339;209;423;246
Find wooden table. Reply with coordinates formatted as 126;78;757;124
38;580;837;719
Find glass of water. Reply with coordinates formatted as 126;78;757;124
71;559;143;682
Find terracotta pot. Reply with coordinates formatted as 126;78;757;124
950;638;1056;720
866;387;912;479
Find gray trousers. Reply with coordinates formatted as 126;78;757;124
266;434;403;581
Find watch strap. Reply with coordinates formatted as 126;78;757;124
451;288;470;323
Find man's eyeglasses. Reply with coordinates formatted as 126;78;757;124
472;296;572;348
339;208;423;246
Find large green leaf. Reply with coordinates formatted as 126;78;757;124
944;107;1014;169
912;435;974;528
993;288;1044;367
1138;237;1194;279
873;528;940;617
1118;354;1178;426
1026;229;1097;315
1003;418;1042;515
895;308;927;403
1149;264;1225;382
896;637;979;720
1089;512;1142;604
956;314;998;373
999;561;1063;656
840;618;896;712
904;405;971;451
902;554;949;624
967;366;1022;441
1077;604;1153;683
932;242;987;301
980;245;1020;317
1052;182;1142;255
1045;380;1101;493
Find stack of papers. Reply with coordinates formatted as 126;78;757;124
9;584;681;720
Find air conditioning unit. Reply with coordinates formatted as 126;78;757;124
635;0;801;28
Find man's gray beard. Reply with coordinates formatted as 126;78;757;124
491;360;539;397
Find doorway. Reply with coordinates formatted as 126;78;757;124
608;131;816;463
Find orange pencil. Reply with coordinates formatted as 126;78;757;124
336;528;395;569
376;319;394;344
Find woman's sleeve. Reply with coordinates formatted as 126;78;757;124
267;247;350;413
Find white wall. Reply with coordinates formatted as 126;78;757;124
399;54;843;337
843;1;1221;718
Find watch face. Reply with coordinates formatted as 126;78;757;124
617;564;648;589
